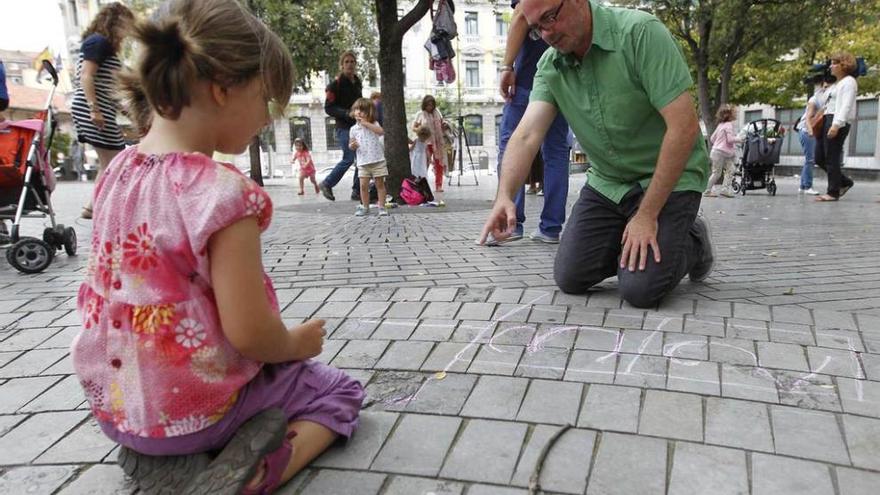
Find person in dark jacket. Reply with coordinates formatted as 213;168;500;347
319;50;363;201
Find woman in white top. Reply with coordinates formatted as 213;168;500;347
815;51;858;202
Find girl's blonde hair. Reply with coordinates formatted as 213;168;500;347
82;2;134;52
293;137;309;151
119;0;294;134
715;104;735;123
350;97;376;123
416;125;432;141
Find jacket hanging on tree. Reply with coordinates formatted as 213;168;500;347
424;0;457;84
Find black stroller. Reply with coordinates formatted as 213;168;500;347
0;61;76;274
731;118;783;196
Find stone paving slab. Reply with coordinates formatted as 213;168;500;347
2;177;880;493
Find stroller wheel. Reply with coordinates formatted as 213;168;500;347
767;181;777;196
43;227;59;248
7;237;54;274
63;227;77;256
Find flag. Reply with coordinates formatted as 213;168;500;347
32;47;52;71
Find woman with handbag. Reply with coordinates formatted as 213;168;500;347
815;52;858;202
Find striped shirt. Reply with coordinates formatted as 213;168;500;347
71;34;125;150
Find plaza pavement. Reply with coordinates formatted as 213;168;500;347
1;170;880;494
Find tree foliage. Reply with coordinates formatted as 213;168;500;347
247;0;380;90
620;0;878;131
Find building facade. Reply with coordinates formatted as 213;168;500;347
237;0;510;177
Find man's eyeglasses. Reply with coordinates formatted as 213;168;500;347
528;0;566;40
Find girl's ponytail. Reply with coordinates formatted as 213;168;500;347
137;17;201;120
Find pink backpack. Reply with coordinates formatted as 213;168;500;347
400;177;426;205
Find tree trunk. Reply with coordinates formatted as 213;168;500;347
375;0;432;200
376;3;407;199
249;136;264;187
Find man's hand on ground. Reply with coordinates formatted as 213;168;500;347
620;212;661;271
477;198;517;245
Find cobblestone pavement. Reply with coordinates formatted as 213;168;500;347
1;172;879;494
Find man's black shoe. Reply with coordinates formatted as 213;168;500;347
319;182;335;201
351;191;361;201
689;214;715;282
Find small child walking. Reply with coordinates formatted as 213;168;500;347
348;97;388;217
292;137;318;195
705;104;738;198
409;124;431;179
72;1;364;493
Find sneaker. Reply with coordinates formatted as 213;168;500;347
801;187;821;195
485;231;524;246
378;207;389;216
536;189;544;196
526;187;537;195
703;191;717;197
350;191;361;201
688;214;715;282
118;446;211;494
318;182;335;201
354;205;367;217
182;408;288;495
437;200;446;207
719;190;735;198
529;229;560;244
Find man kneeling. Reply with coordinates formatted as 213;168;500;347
478;0;715;308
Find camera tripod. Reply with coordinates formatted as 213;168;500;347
452;114;480;186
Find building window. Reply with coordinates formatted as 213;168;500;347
495;114;503;146
289;116;312;149
850;99;877;156
744;109;763;124
465;61;480;88
775;108;801;156
259;124;276;152
68;0;79;26
464;114;483;146
496;14;508;37
325;117;339;150
465;11;478;35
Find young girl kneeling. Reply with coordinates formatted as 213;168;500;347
71;1;364;493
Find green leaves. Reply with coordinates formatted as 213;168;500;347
246;0;379;90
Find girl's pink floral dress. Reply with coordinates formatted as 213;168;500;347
73;147;275;439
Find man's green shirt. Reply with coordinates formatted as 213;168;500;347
530;1;709;203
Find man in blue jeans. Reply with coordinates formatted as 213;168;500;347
489;0;570;245
319;51;362;202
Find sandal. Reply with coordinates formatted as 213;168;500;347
183;408;288;495
815;194;838;202
297;191;304;196
81;207;93;219
240;430;296;495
